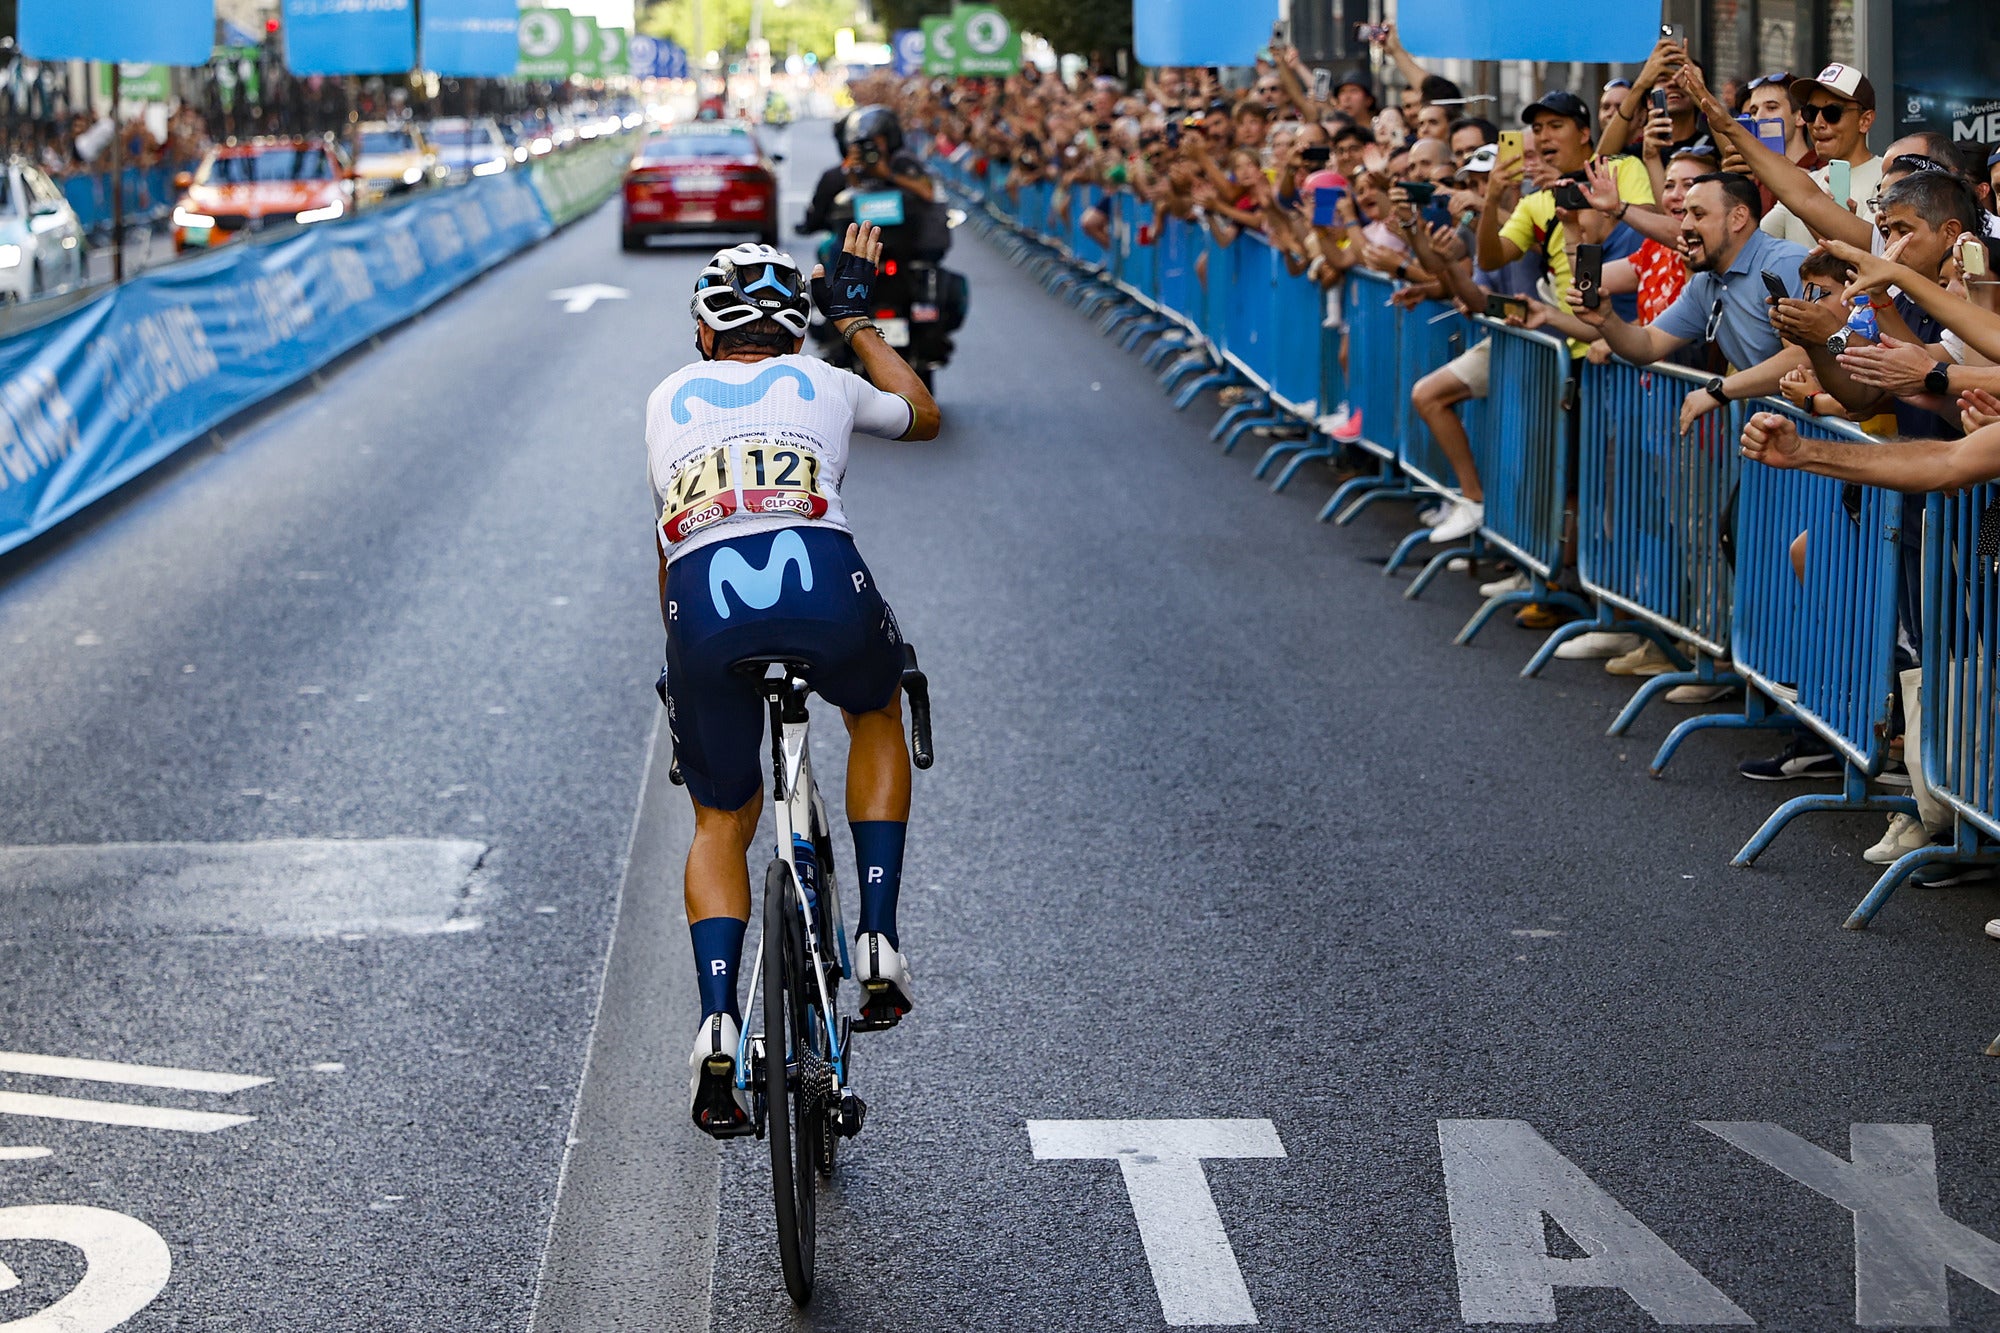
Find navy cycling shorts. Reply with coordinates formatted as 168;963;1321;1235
661;526;903;811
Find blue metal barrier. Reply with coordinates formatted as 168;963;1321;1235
1207;234;1320;448
1317;271;1405;522
1382;303;1490;592
1548;359;1736;722
1454;321;1588;644
1169;230;1238;410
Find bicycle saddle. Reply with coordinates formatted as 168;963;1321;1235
729;655;815;683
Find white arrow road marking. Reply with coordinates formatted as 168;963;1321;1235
1029;1118;1284;1326
0;1052;269;1096
549;284;631;313
0;1092;252;1134
0;1204;172;1329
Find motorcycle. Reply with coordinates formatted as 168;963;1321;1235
804;189;967;393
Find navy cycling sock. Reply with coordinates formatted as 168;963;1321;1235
850;821;907;949
690;916;746;1020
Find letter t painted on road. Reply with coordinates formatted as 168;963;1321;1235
1028;1118;1284;1326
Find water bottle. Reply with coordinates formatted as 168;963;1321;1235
1846;294;1878;342
790;833;820;915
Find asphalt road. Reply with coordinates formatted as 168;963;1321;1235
2;120;1999;1331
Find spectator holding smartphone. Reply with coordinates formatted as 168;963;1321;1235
1746;63;1881;246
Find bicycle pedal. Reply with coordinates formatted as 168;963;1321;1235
836;1088;867;1138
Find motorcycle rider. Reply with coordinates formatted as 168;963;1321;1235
802;105;949;263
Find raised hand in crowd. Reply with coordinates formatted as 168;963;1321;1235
1769;294;1847;348
1838;334;1951;399
1961;388;2000;432
1599;36;1689;157
1779;362;1828;410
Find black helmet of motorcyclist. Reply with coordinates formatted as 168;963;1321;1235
838;105;905;157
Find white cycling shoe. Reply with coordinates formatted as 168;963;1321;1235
854;932;915;1031
688;1013;754;1138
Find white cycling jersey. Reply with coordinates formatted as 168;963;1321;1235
645;353;915;564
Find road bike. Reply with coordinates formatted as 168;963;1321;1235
684;644;932;1304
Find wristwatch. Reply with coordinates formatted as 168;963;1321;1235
1702;375;1728;402
1825;328;1853;355
1925;362;1951;396
838;319;882;347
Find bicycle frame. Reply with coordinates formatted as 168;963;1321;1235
736;670;852;1100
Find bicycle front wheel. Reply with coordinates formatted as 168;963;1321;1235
764;857;817;1304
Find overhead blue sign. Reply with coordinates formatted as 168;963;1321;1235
282;0;417;76
629;32;660;76
423;0;520;77
19;0;213;66
1397;0;1660;62
892;29;925;76
1132;0;1278;69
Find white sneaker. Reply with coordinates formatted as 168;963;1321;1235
1864;813;1931;866
1664;682;1738;705
1480;570;1530;598
1555;631;1644;661
1417;504;1447;527
1428;500;1484;544
688;1013;753;1137
1985;919;2000;941
854;932;915;1031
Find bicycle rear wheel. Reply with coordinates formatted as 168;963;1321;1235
764;857;817;1304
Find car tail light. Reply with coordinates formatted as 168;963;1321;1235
874;308;897;319
883;259;898;276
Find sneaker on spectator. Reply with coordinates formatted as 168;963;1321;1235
1863;813;1930;866
1605;642;1674;676
1429;500;1484;544
1555;631;1644;661
1480;570;1529;598
1738;733;1840;782
1317;405;1363;444
1514;603;1575;630
1446;556;1471;573
1984;918;2000;940
1417;504;1446;527
1914;862;1997;888
1218;385;1253;406
1664;682;1739;705
1874;758;1912;789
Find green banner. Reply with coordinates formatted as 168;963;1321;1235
517;7;573;79
569;14;602;77
529;132;633;226
951;4;1019;76
210;47;261;109
97;62;174;102
595;26;629;78
921;15;958;75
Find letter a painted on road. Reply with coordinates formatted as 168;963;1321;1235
1438;1120;1753;1325
284;0;418;76
20;0;212;66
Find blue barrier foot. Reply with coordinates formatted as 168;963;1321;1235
1454;584;1589;648
1844;828;2000;929
1254;436;1317;481
1732;767;1919;867
1384;527;1432;577
1142;334;1189;369
1318;468;1395;522
1334;479;1414;526
1173;371;1234;412
1648;691;1794;775
1406;541;1478;600
1606;659;1742;734
1159;353;1210;391
1210;398;1268;443
1121;318;1173;353
1222;413;1289;455
1269;443;1333;493
1521;618;1606;678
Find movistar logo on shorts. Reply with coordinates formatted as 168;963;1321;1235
710;529;814;618
670;365;816;423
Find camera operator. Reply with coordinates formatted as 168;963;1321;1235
803;105;947;261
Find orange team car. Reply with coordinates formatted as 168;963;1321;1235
172;138;355;253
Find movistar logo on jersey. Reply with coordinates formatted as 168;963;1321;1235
671;364;817;424
744;265;793;298
710;529;814;619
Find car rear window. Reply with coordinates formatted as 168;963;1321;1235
361;131;416;155
202;149;338;184
640;133;752;162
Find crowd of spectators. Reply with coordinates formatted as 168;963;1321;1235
876;33;2000;924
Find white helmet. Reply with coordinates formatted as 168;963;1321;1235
691;243;811;339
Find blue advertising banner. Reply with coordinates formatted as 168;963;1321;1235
1132;0;1278;69
423;0;521;77
283;0;418;76
892;29;925;76
19;0;213;66
1396;0;1658;63
0;174;552;557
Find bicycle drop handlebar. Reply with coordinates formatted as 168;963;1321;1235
901;644;934;771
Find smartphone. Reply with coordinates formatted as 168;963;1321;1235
1754;117;1788;154
1497;130;1524;166
1574;243;1604;310
1271;19;1289;45
1312;68;1332;102
1959;234;1989;278
1356;23;1390;44
1484;293;1529;321
1662;23;1685;44
1396;179;1437;205
1164;120;1180;149
1650;89;1668;115
1829;158;1853;205
1313;187;1346;226
1760;269;1789;302
1551;179;1589;211
1300;145;1331;165
1081;129;1100;152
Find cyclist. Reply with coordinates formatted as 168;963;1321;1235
649;223;940;1137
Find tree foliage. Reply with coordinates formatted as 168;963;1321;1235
637;0;865;61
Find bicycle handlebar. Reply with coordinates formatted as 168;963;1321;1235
901;644;934;771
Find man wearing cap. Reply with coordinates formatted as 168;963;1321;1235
1598;79;1632;138
1757;63;1880;246
1335;76;1377;122
1476;89;1658;352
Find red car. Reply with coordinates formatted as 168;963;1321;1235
173;138;353;253
622;122;780;252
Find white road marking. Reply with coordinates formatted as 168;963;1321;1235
0;1204;171;1328
0;1091;253;1134
0;1147;52;1161
1437;1120;1753;1325
1028;1118;1284;1326
549;283;630;313
1700;1121;2000;1325
0;1052;268;1096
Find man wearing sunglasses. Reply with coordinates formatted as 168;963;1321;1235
1757;63;1880;247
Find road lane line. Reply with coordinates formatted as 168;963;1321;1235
1029;1118;1285;1326
0;1051;269;1095
1438;1119;1752;1325
0;1091;254;1134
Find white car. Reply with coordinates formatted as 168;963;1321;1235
0;160;85;303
